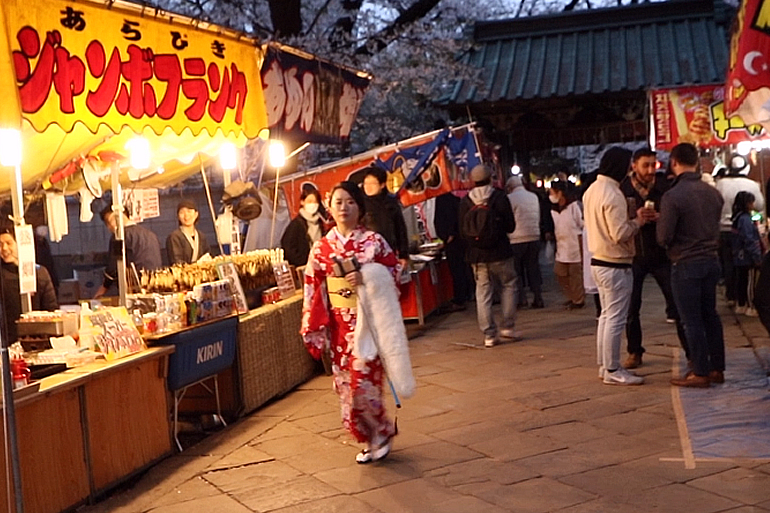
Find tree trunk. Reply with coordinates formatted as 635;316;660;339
355;0;442;56
268;0;302;37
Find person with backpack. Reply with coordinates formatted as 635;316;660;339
459;164;517;348
731;191;763;317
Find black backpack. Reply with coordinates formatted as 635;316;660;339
462;198;498;249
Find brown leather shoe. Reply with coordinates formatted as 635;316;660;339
671;374;710;388
623;353;642;369
708;370;725;384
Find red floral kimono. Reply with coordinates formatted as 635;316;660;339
301;226;398;444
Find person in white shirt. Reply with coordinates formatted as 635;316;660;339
549;181;584;309
584;147;655;386
507;175;544;308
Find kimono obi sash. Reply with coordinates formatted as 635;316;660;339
326;276;358;309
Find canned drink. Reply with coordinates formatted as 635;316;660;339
644;200;655;210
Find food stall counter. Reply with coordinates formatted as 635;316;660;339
0;346;174;513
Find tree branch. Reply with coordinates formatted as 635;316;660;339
354;0;442;56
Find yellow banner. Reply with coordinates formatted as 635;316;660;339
0;0;267;138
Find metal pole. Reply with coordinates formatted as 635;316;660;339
199;157;224;255
0;346;24;513
269;167;281;248
10;164;30;314
1;137;27;513
111;164;127;306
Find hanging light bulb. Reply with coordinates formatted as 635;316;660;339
220;142;237;170
0;129;22;167
126;137;151;170
268;140;286;169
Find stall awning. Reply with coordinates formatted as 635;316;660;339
0;0;269;192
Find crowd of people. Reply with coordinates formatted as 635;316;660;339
292;144;770;464
458;142;767;389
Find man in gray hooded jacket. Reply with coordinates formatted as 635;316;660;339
459;164;517;348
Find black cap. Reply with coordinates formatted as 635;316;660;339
177;199;198;213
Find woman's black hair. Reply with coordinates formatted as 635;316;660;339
329;181;366;221
300;188;322;204
732;191;756;220
0;223;14;237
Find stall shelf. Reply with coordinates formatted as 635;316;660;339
0;346;173;513
400;259;454;324
236;293;316;415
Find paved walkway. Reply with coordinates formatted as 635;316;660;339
82;279;770;513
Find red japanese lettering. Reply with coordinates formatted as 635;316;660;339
181;58;208;121
115;45;154;119
13;28;61;114
207;62;230;122
153;54;182;120
53;47;85;114
227;64;248;125
85;41;122;117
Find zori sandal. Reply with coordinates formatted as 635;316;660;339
356;449;373;464
371;438;392;462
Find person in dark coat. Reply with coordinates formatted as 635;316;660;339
619;147;688;369
434;192;474;310
459;164;517;347
95;206;162;298
362;166;410;268
281;188;327;267
166;199;212;265
0;225;58;343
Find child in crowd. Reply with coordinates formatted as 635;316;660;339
731;191;763;317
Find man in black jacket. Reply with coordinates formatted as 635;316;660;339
459;164;517;347
658;143;725;388
362;166;410;269
620;148;689;369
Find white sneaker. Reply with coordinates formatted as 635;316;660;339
499;328;522;341
603;368;644;386
745;307;759;317
484;337;496;348
735;305;747;315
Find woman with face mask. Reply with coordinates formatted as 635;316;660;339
0;224;58;343
549;180;585;309
281;188;328;267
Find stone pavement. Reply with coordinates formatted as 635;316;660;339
81;280;770;513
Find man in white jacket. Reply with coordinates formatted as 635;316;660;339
715;154;765;306
506;176;544;308
584;147;655;386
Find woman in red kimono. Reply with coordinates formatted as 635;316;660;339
301;181;399;464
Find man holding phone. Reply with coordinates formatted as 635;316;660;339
619;148;689;370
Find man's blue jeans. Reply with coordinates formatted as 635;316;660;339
472;258;517;338
670;257;725;376
592;265;632;372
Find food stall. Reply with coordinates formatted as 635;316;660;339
279;125;481;323
0;0;272;509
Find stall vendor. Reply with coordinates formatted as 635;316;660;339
0;225;58;343
166;199;212;265
281;188;327;267
94;207;162;298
